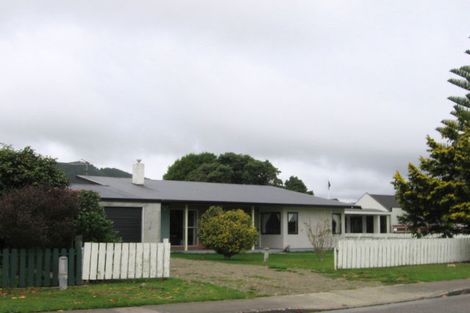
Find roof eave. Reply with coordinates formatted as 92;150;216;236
98;196;357;208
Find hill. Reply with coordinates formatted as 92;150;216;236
57;161;131;183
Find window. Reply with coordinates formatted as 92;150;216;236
261;212;281;234
287;212;298;234
366;216;374;233
380;216;388;233
332;213;342;234
350;216;363;233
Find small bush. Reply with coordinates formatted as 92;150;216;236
0;186;79;248
75;190;119;242
199;206;258;258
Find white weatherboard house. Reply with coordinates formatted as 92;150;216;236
72;161;355;250
349;193;406;234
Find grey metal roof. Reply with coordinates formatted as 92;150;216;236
369;194;400;210
71;175;354;208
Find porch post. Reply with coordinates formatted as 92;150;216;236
346;215;351;233
373;215;380;234
251;205;255;251
184;204;189;251
341;213;346;235
361;216;367;233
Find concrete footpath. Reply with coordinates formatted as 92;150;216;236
61;279;470;313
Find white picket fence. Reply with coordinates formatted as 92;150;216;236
82;240;171;280
335;238;470;269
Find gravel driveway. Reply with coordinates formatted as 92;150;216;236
171;258;380;296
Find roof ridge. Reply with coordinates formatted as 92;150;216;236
80;175;291;189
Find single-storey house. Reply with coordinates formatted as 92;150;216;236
71;161;356;250
352;193;406;233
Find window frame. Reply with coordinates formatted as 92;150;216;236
332;213;342;235
260;212;281;235
287;212;298;235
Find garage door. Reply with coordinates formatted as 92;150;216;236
104;207;142;242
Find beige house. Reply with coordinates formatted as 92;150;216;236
72;161;354;250
349;193;406;234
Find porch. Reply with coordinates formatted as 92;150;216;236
162;203;257;251
344;208;390;234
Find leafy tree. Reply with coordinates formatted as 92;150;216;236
186;162;233;182
393;48;470;236
163;153;217;181
199;206;258;258
218;153;282;185
163;152;286;186
75;190;120;242
0;145;68;194
0;186;79;248
285;176;313;194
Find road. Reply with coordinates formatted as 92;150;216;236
325;294;470;313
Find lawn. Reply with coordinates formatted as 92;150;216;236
173;251;470;284
173;251;334;272
0;278;251;313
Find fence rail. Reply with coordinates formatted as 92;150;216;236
1;247;82;288
82;240;171;280
335;238;470;269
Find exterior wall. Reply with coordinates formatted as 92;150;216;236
391;207;405;226
283;207;336;250
259;206;343;250
101;201;162;243
355;194;388;211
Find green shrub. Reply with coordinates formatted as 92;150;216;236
75;190;120;242
199;206;258;258
0;145;68;195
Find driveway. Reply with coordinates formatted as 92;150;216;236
171;258;379;296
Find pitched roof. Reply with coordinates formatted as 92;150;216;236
369;194;400;209
71;175;354;208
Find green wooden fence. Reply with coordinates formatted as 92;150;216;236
0;246;82;288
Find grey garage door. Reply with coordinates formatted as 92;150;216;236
104;207;142;242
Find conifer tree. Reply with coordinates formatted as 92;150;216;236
393;48;470;236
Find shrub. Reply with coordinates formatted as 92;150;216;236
305;218;333;261
75;190;119;242
0;145;68;195
199;206;258;258
0;186;79;248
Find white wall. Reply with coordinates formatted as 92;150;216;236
283;207;336;249
101;201;162;243
391;207;405;226
355;194;388;211
259;206;343;250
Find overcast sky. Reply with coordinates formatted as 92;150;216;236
1;1;470;201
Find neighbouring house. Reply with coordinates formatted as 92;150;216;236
71;161;355;250
352;193;407;233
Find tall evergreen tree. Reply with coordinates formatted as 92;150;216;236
393;48;470;236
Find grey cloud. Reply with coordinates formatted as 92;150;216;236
1;0;470;201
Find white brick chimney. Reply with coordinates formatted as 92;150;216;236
132;159;145;185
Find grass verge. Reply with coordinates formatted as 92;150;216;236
173;251;470;284
0;278;251;313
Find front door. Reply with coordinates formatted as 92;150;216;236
169;210;183;245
